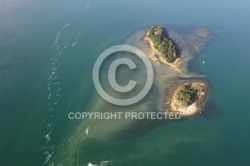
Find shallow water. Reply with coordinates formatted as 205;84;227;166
1;0;250;165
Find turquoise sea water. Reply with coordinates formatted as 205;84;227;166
0;0;250;165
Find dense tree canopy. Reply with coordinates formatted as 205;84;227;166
148;26;178;63
177;85;198;106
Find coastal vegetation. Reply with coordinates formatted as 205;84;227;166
166;81;208;116
177;84;199;106
148;26;178;63
145;25;210;116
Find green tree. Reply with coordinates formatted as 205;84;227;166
148;26;179;63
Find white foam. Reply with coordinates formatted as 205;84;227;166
45;131;52;143
48;75;52;80
40;144;55;150
46;124;51;128
87;161;111;166
101;160;112;165
43;23;74;166
85;127;89;135
72;41;78;47
76;137;85;166
53;76;58;80
63;43;70;49
54;100;59;105
54;31;61;50
43;19;108;165
43;150;54;165
65;23;70;28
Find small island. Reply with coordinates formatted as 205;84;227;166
166;81;208;116
143;25;210;116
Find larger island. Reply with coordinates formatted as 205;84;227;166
144;26;183;73
144;25;210;116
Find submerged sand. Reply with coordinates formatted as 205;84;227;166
52;27;211;164
143;26;210;116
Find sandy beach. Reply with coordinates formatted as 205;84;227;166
165;81;208;116
143;30;184;74
142;26;210;116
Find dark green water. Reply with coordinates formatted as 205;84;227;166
0;0;250;165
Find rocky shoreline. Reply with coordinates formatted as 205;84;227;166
165;80;208;116
143;25;211;116
143;30;183;74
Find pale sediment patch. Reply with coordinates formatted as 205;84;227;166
171;101;198;116
50;27;209;165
